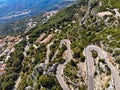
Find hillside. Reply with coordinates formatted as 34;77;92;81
0;0;120;90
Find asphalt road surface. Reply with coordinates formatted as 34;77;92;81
56;39;73;90
85;45;120;90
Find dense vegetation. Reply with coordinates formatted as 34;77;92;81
0;0;120;90
102;0;120;8
0;40;26;90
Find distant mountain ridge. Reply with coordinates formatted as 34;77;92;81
0;0;75;23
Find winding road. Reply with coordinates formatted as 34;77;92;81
56;39;73;90
28;38;120;90
85;45;120;90
45;42;53;65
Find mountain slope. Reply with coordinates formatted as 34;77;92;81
0;0;120;90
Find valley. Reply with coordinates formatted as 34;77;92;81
0;0;75;23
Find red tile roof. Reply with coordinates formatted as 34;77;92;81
36;33;46;43
0;69;5;75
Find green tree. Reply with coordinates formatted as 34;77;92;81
39;75;55;88
2;79;14;90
